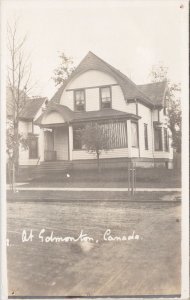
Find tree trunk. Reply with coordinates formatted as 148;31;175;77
8;158;15;192
12;163;16;192
14;122;20;177
97;152;101;173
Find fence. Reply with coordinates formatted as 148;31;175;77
128;160;136;198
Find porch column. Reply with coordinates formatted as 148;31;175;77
39;129;45;162
68;125;73;161
127;119;132;158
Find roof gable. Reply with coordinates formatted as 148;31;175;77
50;51;153;107
19;97;47;120
34;104;75;125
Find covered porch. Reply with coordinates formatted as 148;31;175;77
34;104;141;163
41;124;73;162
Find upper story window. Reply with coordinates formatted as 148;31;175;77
100;86;111;109
74;90;85;111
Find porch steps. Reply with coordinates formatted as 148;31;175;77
33;161;73;174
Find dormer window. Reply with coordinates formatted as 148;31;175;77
74;89;85;111
100;86;111;109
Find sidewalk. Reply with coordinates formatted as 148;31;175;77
6;185;181;192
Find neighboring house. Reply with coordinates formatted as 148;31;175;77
6;87;48;166
32;51;173;169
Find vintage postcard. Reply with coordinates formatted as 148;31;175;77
0;0;189;299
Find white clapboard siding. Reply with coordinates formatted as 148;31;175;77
85;88;100;111
19;120;41;165
152;109;159;122
111;85;129;112
131;148;139;157
60;70;126;112
140;150;154;158
72;148;129;160
42;111;65;124
19;158;39;165
19;141;39;165
138;103;154;158
153;151;173;159
66;70;117;89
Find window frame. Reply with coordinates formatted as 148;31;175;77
144;123;149;150
154;127;163;151
131;121;139;148
74;89;86;112
164;128;169;151
99;86;112;109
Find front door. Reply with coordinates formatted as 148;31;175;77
44;130;56;161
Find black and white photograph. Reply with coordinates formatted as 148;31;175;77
0;0;189;298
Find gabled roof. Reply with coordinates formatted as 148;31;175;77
50;51;154;107
48;103;75;122
19;97;47;120
34;104;75;125
6;87;47;121
137;81;168;106
34;103;140;126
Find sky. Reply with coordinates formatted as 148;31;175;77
3;0;187;99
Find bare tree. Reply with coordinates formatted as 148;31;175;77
7;19;33;189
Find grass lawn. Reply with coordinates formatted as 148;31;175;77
7;198;181;297
14;167;181;188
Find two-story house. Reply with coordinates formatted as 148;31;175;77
34;51;173;169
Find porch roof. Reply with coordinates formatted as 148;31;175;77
34;104;140;127
71;108;140;123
